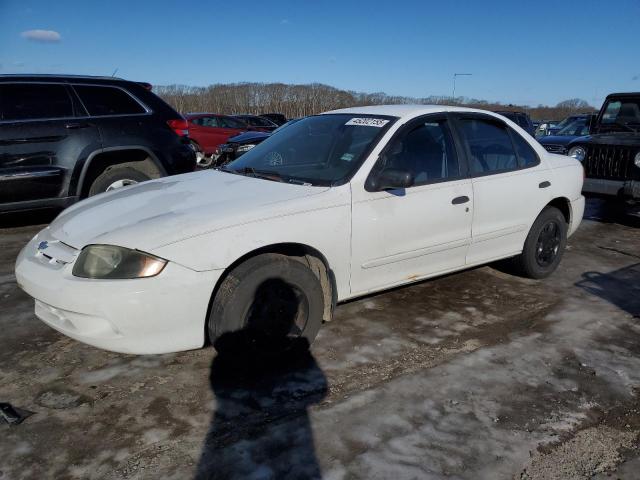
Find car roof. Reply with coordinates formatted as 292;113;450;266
324;104;510;121
0;74;144;84
605;92;640;99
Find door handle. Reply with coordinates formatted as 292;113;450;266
451;196;470;205
539;181;551;188
65;122;90;129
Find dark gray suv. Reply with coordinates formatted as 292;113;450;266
0;75;196;213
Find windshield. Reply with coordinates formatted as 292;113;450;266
556;119;590;136
223;114;396;186
600;99;640;130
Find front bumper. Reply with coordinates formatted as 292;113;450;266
15;229;222;354
583;178;640;200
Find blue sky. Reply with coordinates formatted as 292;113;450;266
1;0;639;107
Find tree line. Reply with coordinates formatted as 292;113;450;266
154;82;596;121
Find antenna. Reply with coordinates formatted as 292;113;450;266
111;68;119;77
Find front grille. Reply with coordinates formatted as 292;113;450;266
543;144;567;154
583;145;634;180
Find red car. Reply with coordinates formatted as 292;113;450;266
185;113;249;166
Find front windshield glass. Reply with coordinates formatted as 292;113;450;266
601;99;640;126
223;114;396;186
556;120;589;136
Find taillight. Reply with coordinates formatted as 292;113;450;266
167;119;189;137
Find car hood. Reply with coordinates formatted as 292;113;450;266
574;132;640;146
539;135;577;146
48;170;329;253
227;131;271;144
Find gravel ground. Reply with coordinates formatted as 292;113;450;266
1;199;639;479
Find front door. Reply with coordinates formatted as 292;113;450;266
350;115;473;295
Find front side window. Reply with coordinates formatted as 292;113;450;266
373;119;460;186
74;85;146;116
224;114;395;186
0;83;73;121
220;117;246;129
458;118;518;174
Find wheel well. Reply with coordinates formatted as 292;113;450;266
547;197;571;224
204;243;337;344
80;150;163;198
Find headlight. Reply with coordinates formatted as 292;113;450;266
72;245;167;279
568;146;586;162
236;144;256;153
635;151;640;168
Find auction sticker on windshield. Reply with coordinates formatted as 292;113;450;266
345;118;390;127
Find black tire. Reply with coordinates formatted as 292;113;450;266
512;206;568;279
88;166;150;196
208;253;325;355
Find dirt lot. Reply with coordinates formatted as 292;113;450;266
1;199;639;480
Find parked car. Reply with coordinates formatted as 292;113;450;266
538;115;595;155
184;113;249;167
567;92;640;208
260;113;288;126
546;114;594;137
233;115;279;131
16;105;584;355
493;110;535;136
215;118;301;165
0;75;196;213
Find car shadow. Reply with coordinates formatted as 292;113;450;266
584;197;640;228
575;263;640;318
194;335;328;480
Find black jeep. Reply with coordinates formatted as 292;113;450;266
0;75;196;213
567;93;640;206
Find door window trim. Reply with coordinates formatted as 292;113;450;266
449;112;540;178
365;112;467;191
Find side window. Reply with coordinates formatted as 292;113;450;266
220;117;245;129
458;118;518;174
0;83;73;121
74;85;146;116
377;119;460;186
202;117;221;127
511;130;539;167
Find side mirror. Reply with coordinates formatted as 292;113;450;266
366;168;414;192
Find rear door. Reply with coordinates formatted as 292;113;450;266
451;113;552;265
0;82;101;206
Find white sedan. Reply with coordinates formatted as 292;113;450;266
15;105;585;354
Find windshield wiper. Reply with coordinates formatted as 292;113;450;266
228;166;287;182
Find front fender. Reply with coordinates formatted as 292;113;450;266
150;201;353;300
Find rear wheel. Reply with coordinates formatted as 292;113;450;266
88;166;150;196
208;253;325;355
512;206;567;279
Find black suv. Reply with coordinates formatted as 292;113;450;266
493;110;536;137
567;93;640;205
0;75;196;213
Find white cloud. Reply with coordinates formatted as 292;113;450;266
21;29;61;43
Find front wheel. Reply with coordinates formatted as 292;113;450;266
208;253;325;355
512;206;568;279
88;166;151;197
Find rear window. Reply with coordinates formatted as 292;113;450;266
74;85;147;116
0;83;74;121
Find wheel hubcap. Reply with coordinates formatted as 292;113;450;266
536;220;561;267
105;179;138;191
